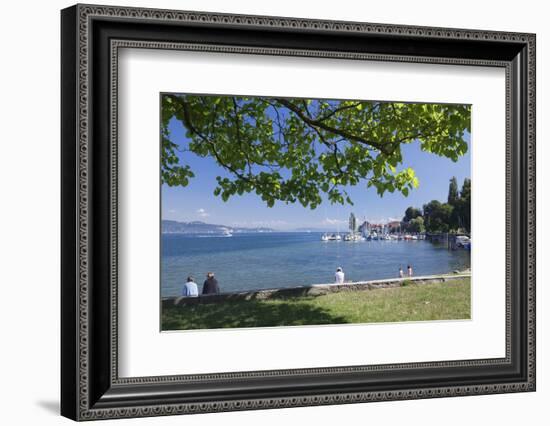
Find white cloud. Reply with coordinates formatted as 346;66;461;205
322;218;347;226
232;220;288;228
365;216;402;224
196;208;210;218
387;217;402;222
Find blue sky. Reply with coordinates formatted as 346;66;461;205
161;106;471;231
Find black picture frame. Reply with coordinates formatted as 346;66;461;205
61;4;536;421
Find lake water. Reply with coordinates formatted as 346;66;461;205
161;232;470;297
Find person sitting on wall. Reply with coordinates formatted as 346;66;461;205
202;272;220;295
335;267;345;284
182;276;199;297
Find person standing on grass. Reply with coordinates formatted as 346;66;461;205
335;267;345;284
399;267;404;278
202;272;220;295
182;276;199;297
407;265;413;277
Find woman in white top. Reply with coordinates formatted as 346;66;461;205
182;276;199;297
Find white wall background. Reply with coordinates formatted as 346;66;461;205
0;0;547;424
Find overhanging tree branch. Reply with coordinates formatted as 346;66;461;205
274;98;395;155
161;94;470;207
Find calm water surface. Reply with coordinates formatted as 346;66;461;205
161;232;470;297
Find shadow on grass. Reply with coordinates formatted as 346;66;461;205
162;298;349;330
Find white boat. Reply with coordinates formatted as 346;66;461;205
322;233;342;241
222;228;233;237
455;235;471;249
344;233;365;242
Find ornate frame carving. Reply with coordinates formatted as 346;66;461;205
61;4;535;421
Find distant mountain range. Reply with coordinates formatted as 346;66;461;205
161;220;274;234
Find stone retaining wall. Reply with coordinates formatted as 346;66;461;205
162;273;470;308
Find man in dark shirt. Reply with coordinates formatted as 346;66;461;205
202;272;220;295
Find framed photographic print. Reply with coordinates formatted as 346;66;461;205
61;4;536;421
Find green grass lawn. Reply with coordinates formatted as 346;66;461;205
161;278;471;331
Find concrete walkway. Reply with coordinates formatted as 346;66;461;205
162;273;471;307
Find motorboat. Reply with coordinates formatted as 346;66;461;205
455;235;471;249
344;233;365;242
322;233;342;241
